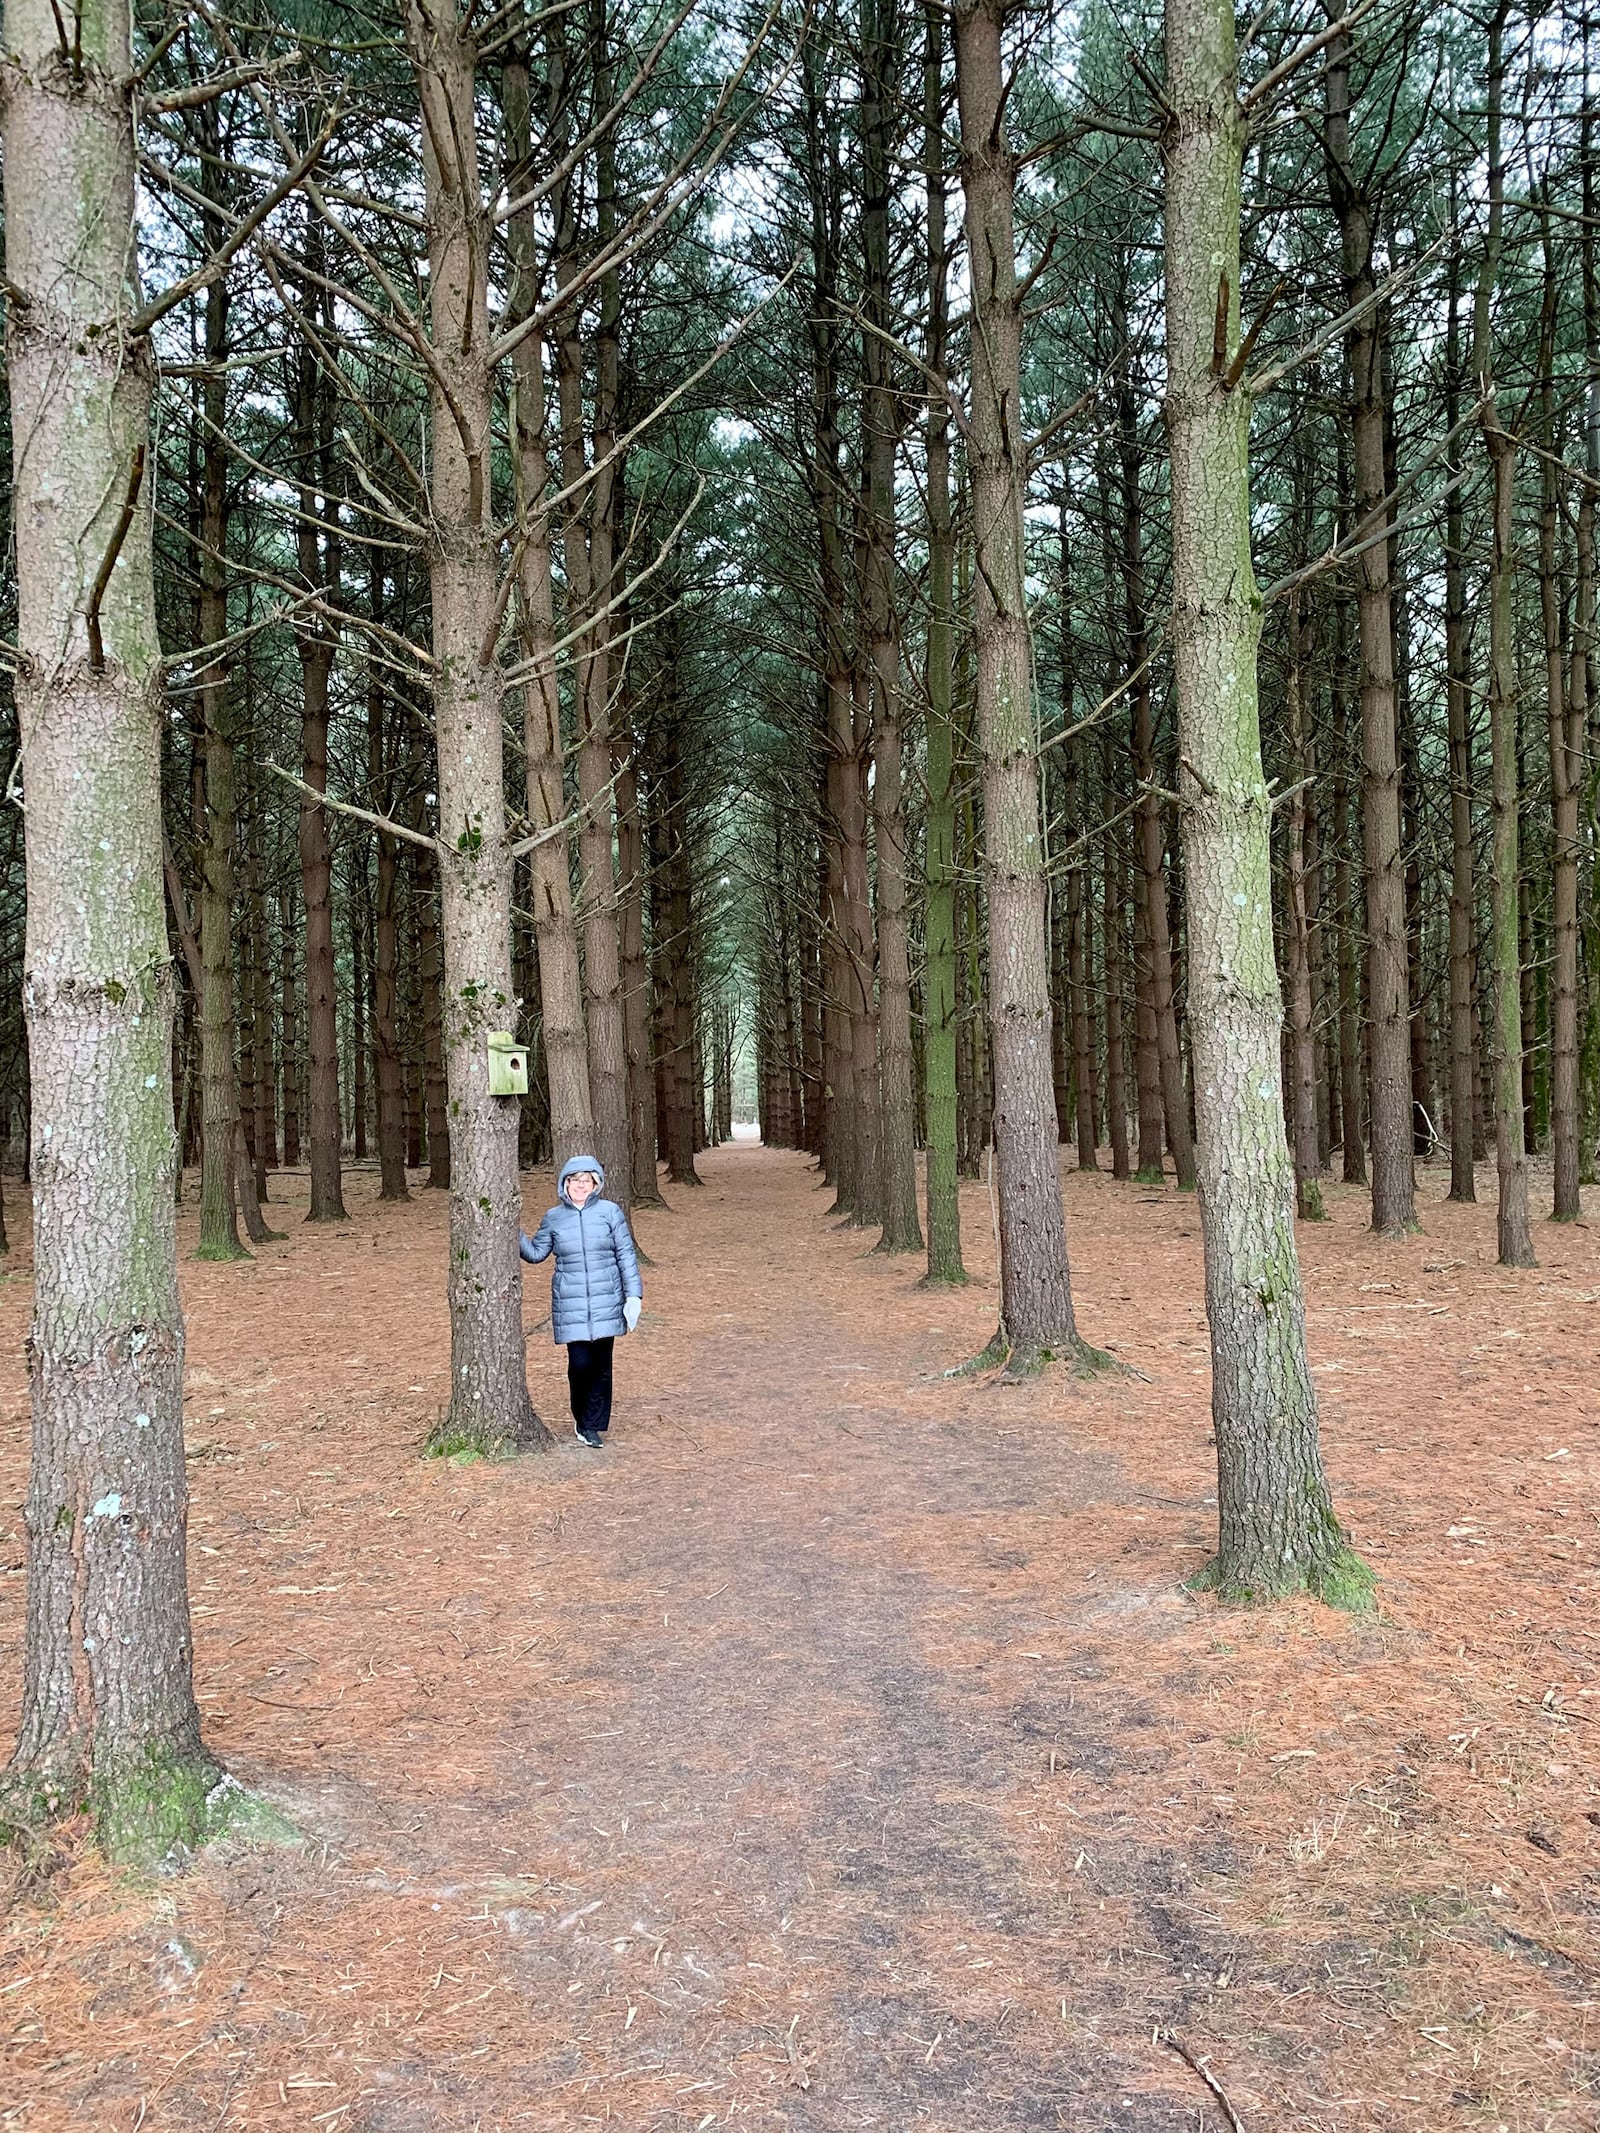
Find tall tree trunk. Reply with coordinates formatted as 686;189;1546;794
553;56;631;1204
192;129;248;1263
1474;2;1534;1269
248;821;276;1194
1115;316;1167;1183
805;43;868;1217
280;889;301;1172
1285;586;1325;1220
863;0;920;1250
293;240;346;1223
1067;801;1098;1172
1102;728;1131;1182
1540;199;1581;1219
1061;529;1098;1179
405;0;550;1448
1576;94;1600;1192
414;832;451;1187
1445;194;1477;1204
3;0;223;1852
1164;0;1362;1604
1331;594;1366;1183
921;120;965;1273
1115;332;1195;1191
351;874;369;1162
615;733;663;1204
954;0;1090;1366
368;579;409;1202
662;759;701;1187
1324;0;1414;1234
800;870;824;1156
504;50;594;1178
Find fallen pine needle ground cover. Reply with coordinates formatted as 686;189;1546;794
1;1143;1595;2131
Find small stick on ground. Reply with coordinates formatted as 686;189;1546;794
1157;2027;1246;2132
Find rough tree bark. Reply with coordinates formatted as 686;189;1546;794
1444;193;1477;1204
367;564;409;1202
1473;2;1533;1269
953;0;1092;1369
1102;727;1131;1182
1539;198;1580;1221
192;139;248;1262
416;838;451;1188
1163;0;1367;1604
1330;588;1366;1184
505;44;594;1177
1576;97;1600;1191
292;229;346;1224
862;0;921;1252
921;0;964;1281
2;0;243;1856
553;33;632;1208
405;0;551;1449
280;888;300;1171
1285;586;1325;1221
614;723;664;1205
1323;0;1414;1235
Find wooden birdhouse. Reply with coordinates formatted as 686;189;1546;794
487;1031;527;1097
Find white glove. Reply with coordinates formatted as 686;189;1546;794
623;1296;642;1334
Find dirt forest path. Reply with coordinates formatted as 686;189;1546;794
2;1143;1598;2131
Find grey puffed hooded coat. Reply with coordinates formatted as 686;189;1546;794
519;1156;642;1343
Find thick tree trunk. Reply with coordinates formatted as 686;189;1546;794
1164;0;1362;1604
3;0;224;1854
405;0;550;1449
1474;5;1533;1270
954;0;1088;1366
1324;0;1413;1235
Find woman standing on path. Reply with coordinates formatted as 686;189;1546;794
520;1156;643;1446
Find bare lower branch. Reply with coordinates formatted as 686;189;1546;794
1245;222;1458;398
1239;0;1379;119
506;755;631;862
128;111;339;340
140;55;298;116
86;445;147;672
263;761;442;854
500;479;705;684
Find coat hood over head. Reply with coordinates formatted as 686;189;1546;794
558;1154;606;1202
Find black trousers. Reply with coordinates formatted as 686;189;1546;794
566;1337;615;1434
